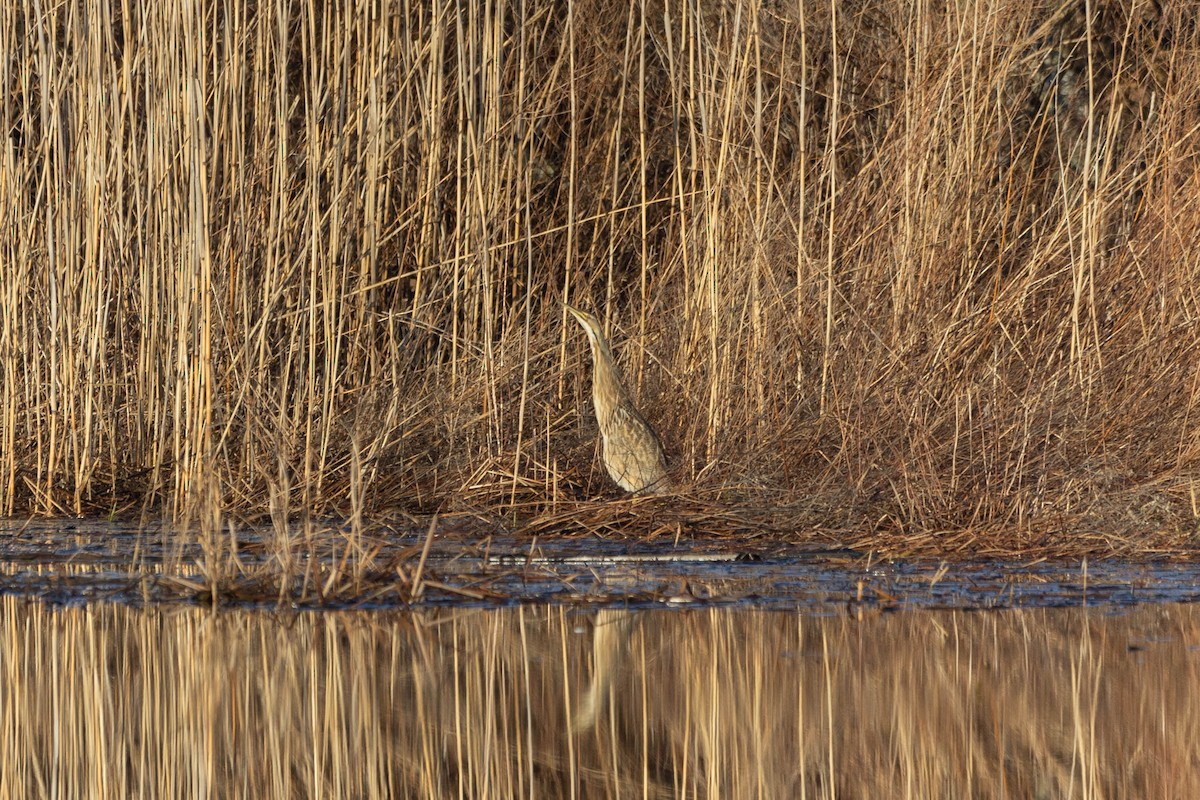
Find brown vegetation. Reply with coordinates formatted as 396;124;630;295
1;0;1198;553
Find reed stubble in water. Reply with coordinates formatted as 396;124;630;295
0;1;1197;552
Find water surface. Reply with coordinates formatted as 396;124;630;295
4;519;1200;797
3;518;1198;610
2;598;1197;798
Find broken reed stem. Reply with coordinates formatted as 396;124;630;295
410;514;438;601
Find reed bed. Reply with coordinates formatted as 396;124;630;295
2;596;1198;797
1;0;1198;552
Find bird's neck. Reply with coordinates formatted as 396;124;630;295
589;340;634;420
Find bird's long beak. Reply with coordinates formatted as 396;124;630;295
564;303;585;326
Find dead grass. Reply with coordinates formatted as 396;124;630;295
3;596;1199;798
1;0;1199;554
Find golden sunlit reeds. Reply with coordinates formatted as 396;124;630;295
1;1;1198;548
3;597;1200;798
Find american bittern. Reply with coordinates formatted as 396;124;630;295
565;303;670;494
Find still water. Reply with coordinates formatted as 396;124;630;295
4;518;1199;610
2;597;1198;798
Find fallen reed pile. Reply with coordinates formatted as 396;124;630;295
1;0;1198;554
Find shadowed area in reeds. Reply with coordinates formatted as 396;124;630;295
2;1;1199;553
2;597;1198;798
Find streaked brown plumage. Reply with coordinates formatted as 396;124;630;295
565;303;670;494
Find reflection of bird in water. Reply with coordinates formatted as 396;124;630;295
565;303;670;495
571;608;636;733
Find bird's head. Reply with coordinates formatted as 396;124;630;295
564;303;604;345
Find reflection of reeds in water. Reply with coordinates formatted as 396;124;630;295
2;597;1200;797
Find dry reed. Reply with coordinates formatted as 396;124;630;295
1;0;1198;553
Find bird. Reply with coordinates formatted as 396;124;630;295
565;302;670;495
